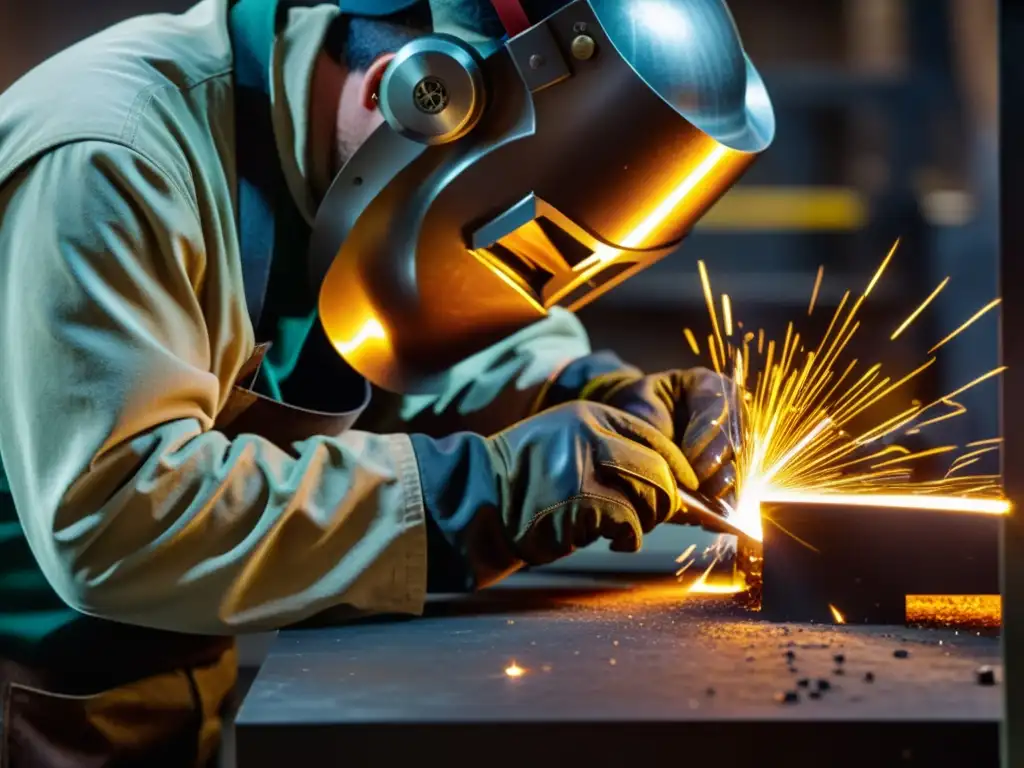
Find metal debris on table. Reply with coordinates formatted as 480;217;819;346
976;666;997;686
235;573;1002;768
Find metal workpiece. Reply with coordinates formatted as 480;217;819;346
235;572;1000;768
755;501;1001;624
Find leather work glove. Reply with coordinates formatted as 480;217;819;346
410;402;699;592
539;353;743;506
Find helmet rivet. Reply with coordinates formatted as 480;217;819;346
528;53;545;70
571;35;596;61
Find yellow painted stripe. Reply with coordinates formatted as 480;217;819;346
695;186;868;232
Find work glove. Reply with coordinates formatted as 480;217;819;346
540;352;742;506
410;401;699;592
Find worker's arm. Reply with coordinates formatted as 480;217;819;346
360;309;633;437
0;141;426;635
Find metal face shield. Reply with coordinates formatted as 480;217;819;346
309;0;775;394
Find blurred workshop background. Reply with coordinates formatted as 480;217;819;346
0;0;999;680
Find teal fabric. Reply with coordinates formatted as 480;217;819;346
0;468;86;658
251;179;318;399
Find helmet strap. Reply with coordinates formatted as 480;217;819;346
489;0;531;37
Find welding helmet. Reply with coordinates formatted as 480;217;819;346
310;0;775;394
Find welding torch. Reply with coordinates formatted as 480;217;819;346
673;487;751;539
670;384;752;540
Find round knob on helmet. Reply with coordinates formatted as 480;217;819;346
378;34;487;146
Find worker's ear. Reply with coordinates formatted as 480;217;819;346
361;52;396;111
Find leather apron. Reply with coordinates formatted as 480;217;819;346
0;1;371;765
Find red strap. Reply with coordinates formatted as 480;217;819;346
490;0;532;37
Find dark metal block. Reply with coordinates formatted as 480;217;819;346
757;501;1001;624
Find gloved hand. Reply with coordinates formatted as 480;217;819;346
545;354;742;505
410;401;698;592
583;367;742;504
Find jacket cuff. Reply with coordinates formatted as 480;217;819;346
410;432;520;592
375;433;429;615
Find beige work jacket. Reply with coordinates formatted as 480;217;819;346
0;0;591;638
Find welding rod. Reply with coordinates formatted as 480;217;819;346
673;486;751;540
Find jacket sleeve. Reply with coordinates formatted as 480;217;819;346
0;141;426;635
361;308;603;438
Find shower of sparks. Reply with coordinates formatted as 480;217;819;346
504;662;525;678
686;241;1007;544
891;278;949;340
829;604;846;624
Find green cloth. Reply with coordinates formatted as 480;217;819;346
0;475;78;656
250;157;319;400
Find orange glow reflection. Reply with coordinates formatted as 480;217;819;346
332;318;387;356
575;144;733;275
760;491;1010;516
687;554;747;595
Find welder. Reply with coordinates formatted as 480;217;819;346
0;0;772;763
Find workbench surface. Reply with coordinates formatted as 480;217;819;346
234;572;1001;767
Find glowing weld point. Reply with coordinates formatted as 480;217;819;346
504;662;525;678
829;604;846;624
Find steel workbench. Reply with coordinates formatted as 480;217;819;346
234;571;1000;767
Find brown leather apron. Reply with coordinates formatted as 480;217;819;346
0;344;370;767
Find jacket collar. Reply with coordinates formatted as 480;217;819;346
269;3;338;224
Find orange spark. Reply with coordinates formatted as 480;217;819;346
684;328;700;356
808;265;824;316
758;491;1010;515
929;298;1001;354
864;239;899;297
890;277;950;340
